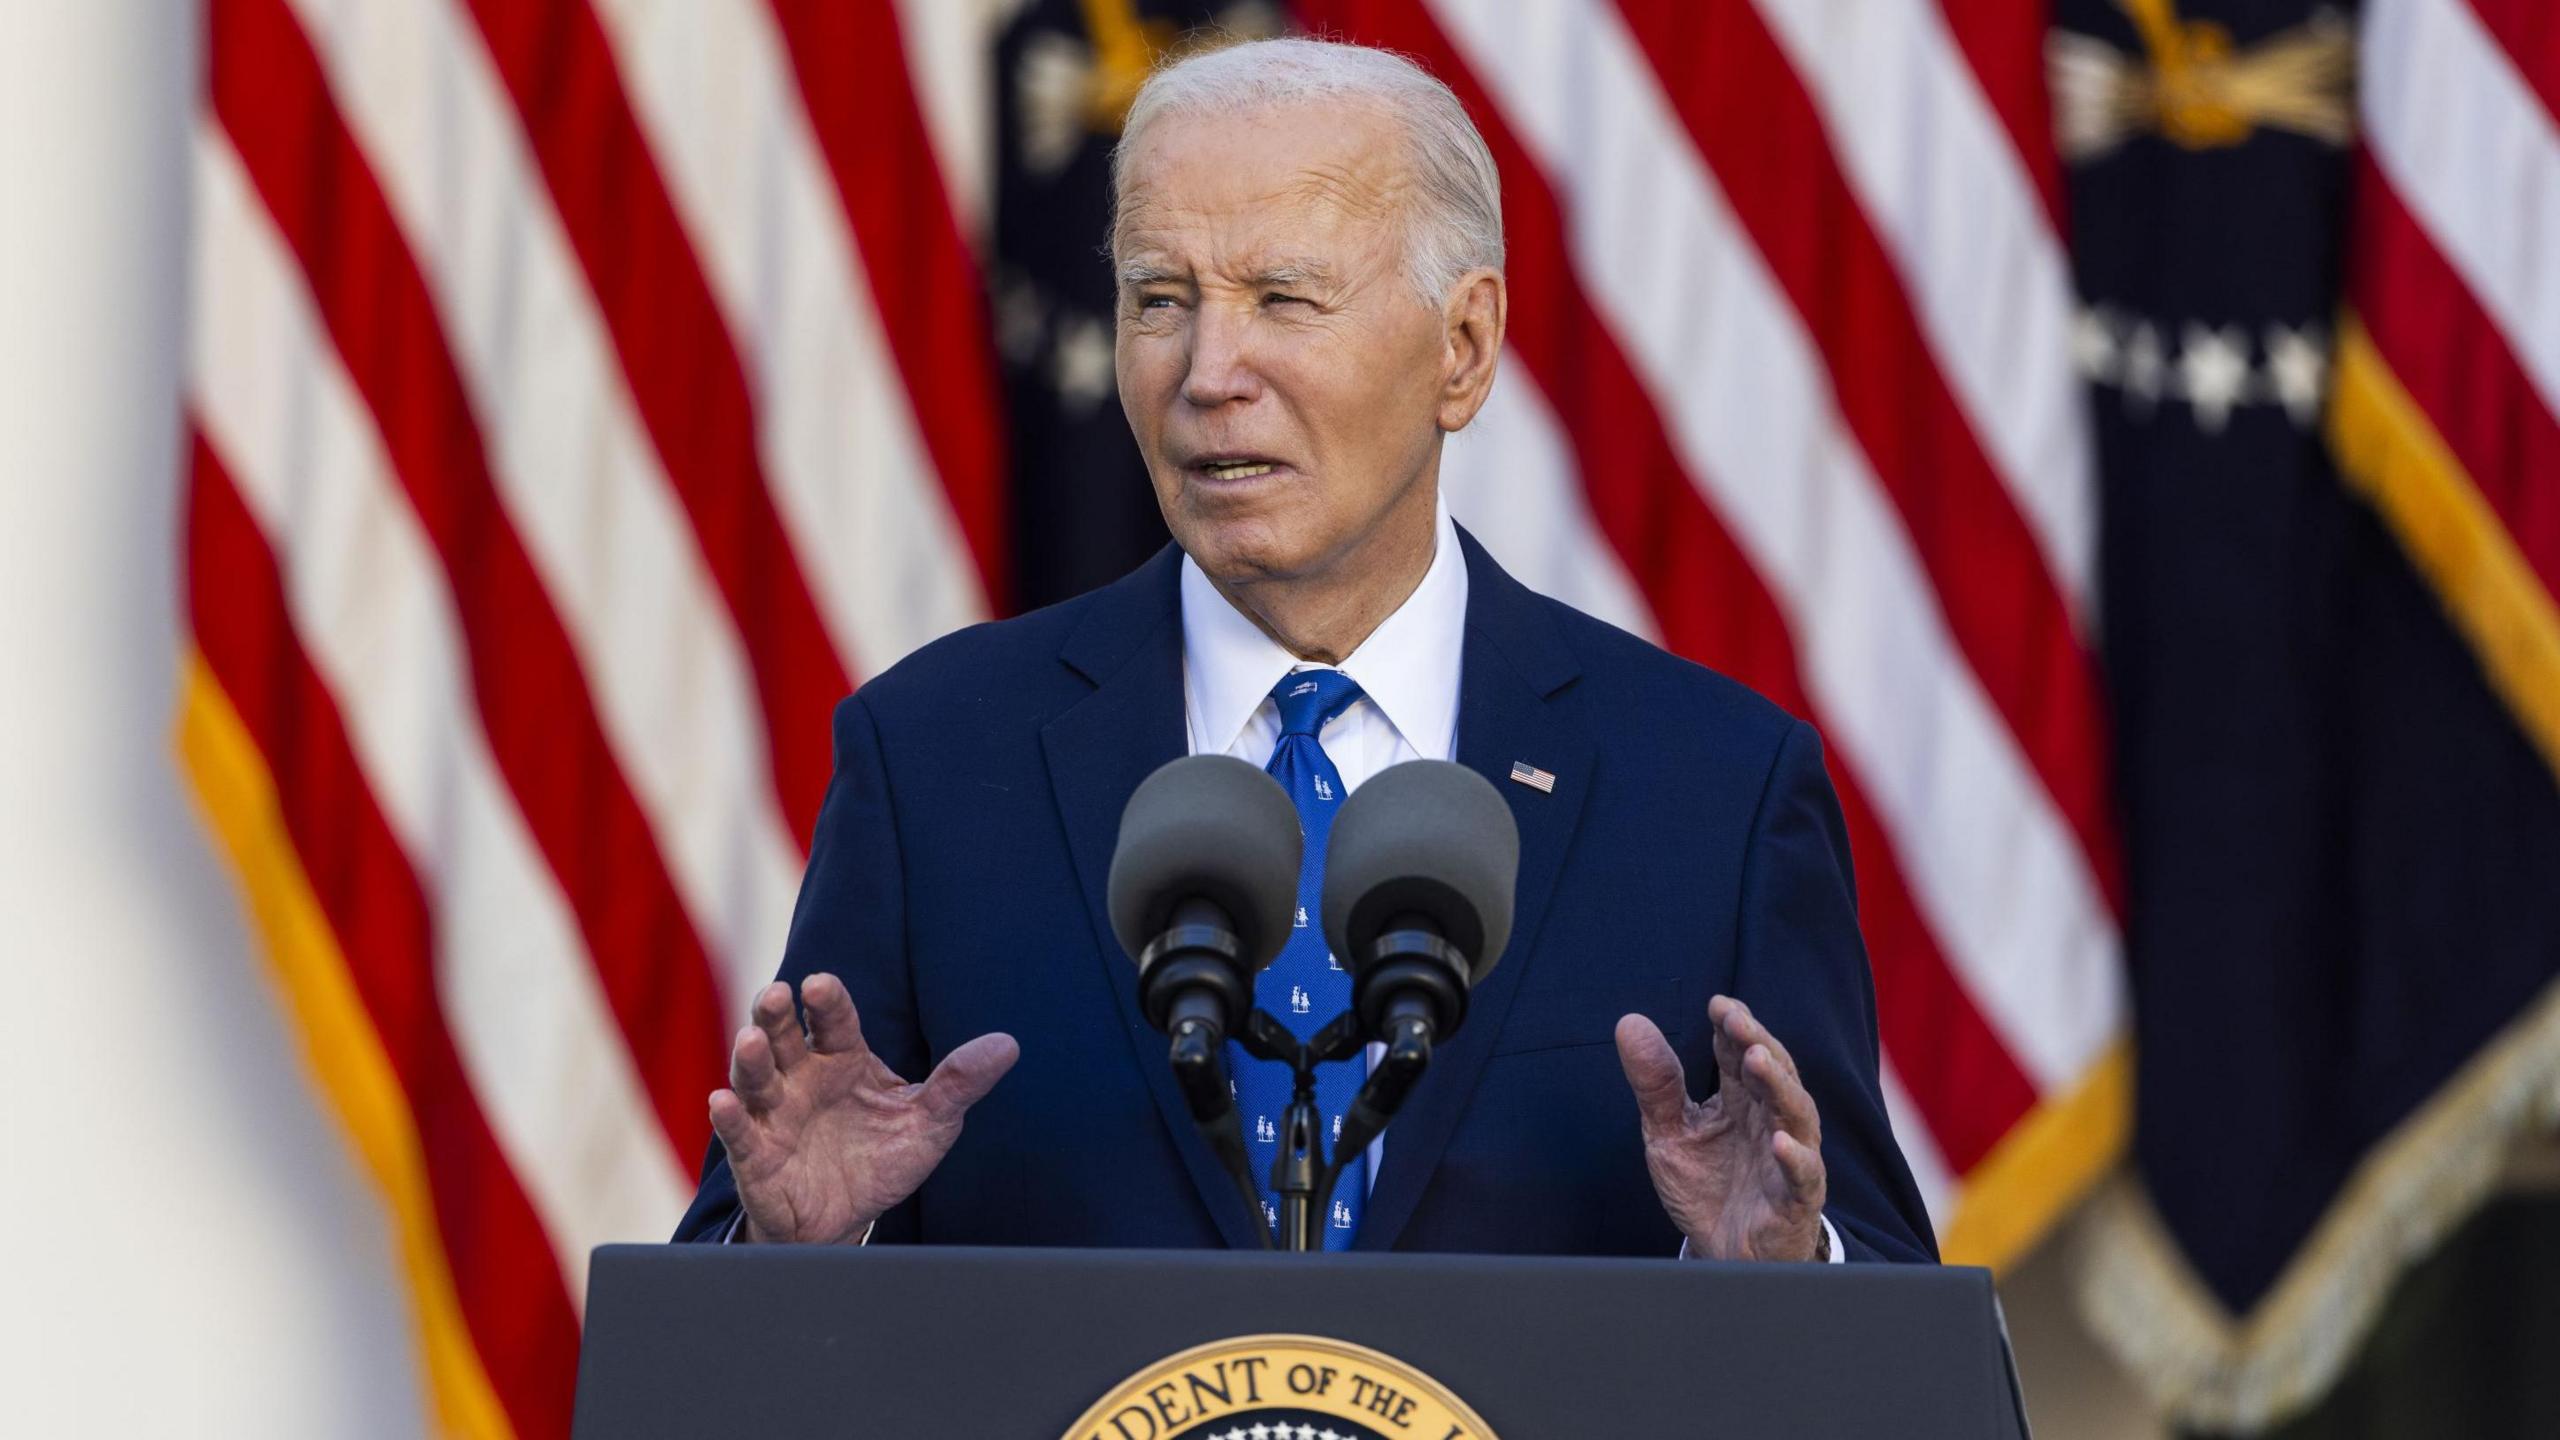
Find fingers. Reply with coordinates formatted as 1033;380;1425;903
751;982;810;1073
729;1023;781;1110
1743;1041;1823;1147
1707;995;1748;1094
800;972;869;1056
1710;995;1799;1086
1771;1130;1827;1207
1712;995;1821;1148
708;1087;760;1166
1614;1013;1692;1134
918;1032;1022;1124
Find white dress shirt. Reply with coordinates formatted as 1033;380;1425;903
1180;506;1467;795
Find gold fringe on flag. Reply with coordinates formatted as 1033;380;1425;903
2074;984;2560;1429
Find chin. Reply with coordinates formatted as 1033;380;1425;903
1174;513;1320;586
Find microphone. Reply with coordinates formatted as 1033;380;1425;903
1109;755;1302;1246
1319;759;1519;1050
1107;754;1303;1051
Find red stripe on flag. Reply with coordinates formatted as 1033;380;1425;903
1614;0;2124;917
1929;0;2067;228
1297;0;2043;1171
765;0;1011;611
457;0;850;843
208;0;723;1163
2351;154;2560;592
188;432;581;1440
2464;0;2560;130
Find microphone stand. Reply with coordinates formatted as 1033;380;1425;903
1236;1009;1363;1251
1156;925;1459;1251
1165;1014;1277;1250
1230;1005;1440;1252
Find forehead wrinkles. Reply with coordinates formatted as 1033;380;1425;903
1113;111;1414;271
1279;152;1408;231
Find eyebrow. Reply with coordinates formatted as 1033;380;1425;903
1113;258;1342;289
1117;259;1184;288
1250;259;1336;289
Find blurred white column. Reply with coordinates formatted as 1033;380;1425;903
0;3;427;1435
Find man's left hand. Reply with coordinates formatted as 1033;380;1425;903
1616;996;1827;1261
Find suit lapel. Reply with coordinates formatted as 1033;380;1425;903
1040;547;1269;1250
1356;530;1591;1250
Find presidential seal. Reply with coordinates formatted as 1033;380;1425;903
1064;1334;1500;1440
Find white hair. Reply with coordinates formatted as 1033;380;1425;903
1111;36;1505;306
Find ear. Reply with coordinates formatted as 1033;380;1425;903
1435;268;1508;432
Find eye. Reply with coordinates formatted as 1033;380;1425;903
1263;291;1309;307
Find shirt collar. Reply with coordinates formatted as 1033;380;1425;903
1180;499;1468;760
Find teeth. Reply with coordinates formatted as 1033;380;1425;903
1202;461;1275;479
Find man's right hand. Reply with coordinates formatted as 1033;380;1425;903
708;973;1019;1244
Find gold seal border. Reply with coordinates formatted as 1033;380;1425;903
1061;1332;1500;1440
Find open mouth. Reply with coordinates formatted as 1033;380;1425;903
1192;456;1290;479
1199;460;1278;480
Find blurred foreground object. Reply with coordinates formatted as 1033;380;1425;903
2058;0;2560;1430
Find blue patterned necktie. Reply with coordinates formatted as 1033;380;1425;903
1231;667;1367;1248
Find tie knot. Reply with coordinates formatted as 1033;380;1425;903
1270;668;1363;738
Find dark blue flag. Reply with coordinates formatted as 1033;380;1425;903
2058;0;2560;1428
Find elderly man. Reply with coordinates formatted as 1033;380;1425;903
676;37;1933;1265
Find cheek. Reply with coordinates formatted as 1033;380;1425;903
1115;334;1178;418
1296;344;1436;474
1112;348;1144;420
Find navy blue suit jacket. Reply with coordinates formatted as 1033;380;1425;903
676;530;1936;1262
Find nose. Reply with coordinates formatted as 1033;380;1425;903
1180;300;1263;409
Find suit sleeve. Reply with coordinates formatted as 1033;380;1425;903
671;694;931;1243
1729;720;1940;1263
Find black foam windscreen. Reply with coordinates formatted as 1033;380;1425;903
1107;754;1304;971
1320;760;1519;982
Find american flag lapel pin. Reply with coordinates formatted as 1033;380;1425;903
1508;760;1557;794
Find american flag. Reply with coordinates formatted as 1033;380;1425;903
1507;760;1556;794
180;1;2122;1434
2336;0;2560;781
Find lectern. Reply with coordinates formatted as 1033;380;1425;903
574;1244;2030;1437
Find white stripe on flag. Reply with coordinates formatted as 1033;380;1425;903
591;0;992;685
280;0;804;1007
891;0;1000;239
1430;0;2123;1091
2362;0;2560;419
193;129;692;1297
1445;358;1661;644
1750;0;2099;619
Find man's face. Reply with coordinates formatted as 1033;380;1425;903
1113;102;1451;589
